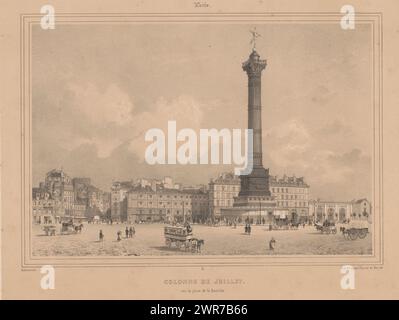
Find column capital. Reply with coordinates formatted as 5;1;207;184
242;50;267;76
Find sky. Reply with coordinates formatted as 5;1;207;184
32;22;373;201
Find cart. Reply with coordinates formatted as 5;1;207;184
341;220;369;240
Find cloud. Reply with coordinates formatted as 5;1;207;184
68;82;135;126
318;119;353;137
65;84;207;160
128;95;205;161
264;119;371;200
327;148;365;165
311;85;336;105
266;119;311;168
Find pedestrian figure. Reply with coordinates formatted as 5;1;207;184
117;230;122;241
244;224;248;234
99;230;104;242
247;224;251;235
269;237;276;251
129;226;134;238
125;226;129;238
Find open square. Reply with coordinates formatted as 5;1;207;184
32;223;372;256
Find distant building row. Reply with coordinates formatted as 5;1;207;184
33;170;371;224
109;172;313;223
211;173;310;222
110;178;208;223
32;169;110;223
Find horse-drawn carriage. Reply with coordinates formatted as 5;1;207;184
340;220;369;240
314;222;337;234
164;225;204;252
60;221;83;235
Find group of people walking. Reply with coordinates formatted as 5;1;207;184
117;226;135;241
125;226;135;238
98;226;136;242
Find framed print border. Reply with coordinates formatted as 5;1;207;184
20;12;383;269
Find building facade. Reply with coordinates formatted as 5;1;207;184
352;198;371;220
269;175;310;223
32;188;60;224
33;169;110;223
45;169;74;216
309;199;371;223
208;172;240;220
111;181;134;222
183;188;209;223
72;202;87;219
126;186;193;223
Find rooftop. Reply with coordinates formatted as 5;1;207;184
269;175;309;187
210;172;240;184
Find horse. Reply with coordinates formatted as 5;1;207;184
314;223;323;231
340;226;349;239
189;238;205;253
195;239;205;252
74;223;83;233
290;222;300;230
